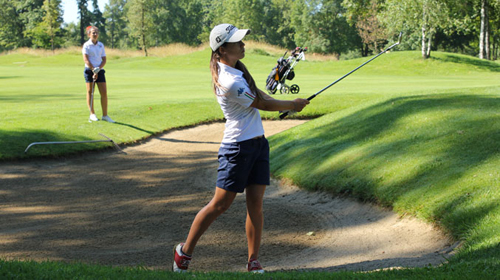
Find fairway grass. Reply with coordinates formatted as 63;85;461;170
1;49;499;159
1;47;500;278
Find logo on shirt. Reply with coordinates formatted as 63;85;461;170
237;88;244;96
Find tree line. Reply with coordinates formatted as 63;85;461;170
1;0;499;60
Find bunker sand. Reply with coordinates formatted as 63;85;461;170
0;120;455;272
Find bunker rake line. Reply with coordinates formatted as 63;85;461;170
24;133;125;154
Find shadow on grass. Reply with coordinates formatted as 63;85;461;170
0;76;22;79
431;54;500;72
114;121;154;134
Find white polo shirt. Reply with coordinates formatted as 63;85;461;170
82;39;106;68
216;62;265;143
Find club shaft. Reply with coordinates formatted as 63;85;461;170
280;40;400;119
90;79;96;115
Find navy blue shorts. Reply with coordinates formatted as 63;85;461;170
84;68;106;83
216;137;270;193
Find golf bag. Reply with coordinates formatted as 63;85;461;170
265;47;307;94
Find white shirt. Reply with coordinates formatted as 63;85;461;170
82;39;106;68
216;62;265;143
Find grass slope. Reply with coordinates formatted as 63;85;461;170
1;47;499;278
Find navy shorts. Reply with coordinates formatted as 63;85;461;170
84;68;106;83
216;137;270;193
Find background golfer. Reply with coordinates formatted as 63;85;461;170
173;23;309;273
82;26;115;123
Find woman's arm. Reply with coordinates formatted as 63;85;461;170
250;89;309;112
83;54;93;69
99;56;106;69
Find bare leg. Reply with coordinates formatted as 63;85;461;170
96;82;108;116
245;184;266;261
182;187;237;255
86;82;95;114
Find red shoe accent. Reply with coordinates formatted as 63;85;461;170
247;258;264;273
173;243;191;272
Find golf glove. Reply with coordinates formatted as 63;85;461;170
93;67;101;74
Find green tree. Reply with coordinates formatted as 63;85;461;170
222;0;266;41
178;0;204;46
5;0;46;49
260;0;297;49
196;0;224;44
293;0;360;56
491;0;500;59
0;0;22;51
77;0;91;45
103;0;128;49
32;0;63;51
381;0;452;59
126;0;154;56
343;0;387;56
61;21;81;47
150;1;186;46
90;0;106;43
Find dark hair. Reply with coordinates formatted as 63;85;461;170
210;44;261;99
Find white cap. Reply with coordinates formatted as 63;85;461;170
209;24;250;51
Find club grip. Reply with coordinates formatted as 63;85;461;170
279;111;289;119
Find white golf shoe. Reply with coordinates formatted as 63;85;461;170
89;114;99;121
101;115;115;123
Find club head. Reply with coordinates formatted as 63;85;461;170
397;32;403;44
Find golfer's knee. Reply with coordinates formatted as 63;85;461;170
210;201;231;214
247;206;263;217
246;197;263;209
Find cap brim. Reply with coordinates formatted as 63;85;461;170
227;29;250;43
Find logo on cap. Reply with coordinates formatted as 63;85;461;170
216;25;236;44
226;25;235;33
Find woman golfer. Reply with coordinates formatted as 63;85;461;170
173;23;309;273
82;26;115;123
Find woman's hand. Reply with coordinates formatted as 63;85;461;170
292;98;310;112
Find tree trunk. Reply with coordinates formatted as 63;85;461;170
80;16;85;46
479;0;489;59
141;5;147;57
485;2;490;60
493;40;498;60
421;25;431;59
422;25;427;59
426;34;432;58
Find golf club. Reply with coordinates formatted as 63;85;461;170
88;77;96;122
280;32;403;119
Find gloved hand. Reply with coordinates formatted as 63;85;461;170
93;67;101;74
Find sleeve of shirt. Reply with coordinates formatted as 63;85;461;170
100;43;106;57
82;44;88;55
225;79;256;108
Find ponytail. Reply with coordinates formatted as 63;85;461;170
210;50;263;100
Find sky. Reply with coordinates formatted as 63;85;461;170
61;0;109;24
